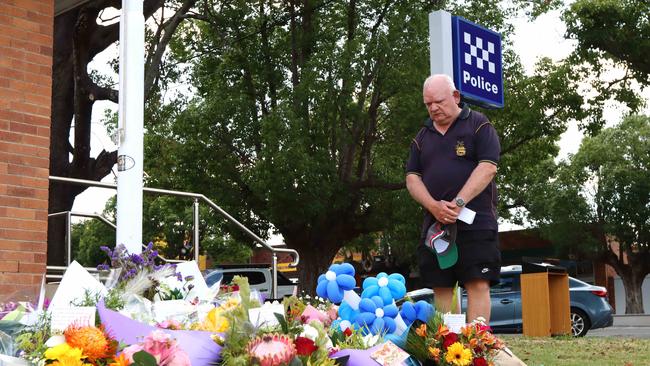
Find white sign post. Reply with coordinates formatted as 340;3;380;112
116;0;145;253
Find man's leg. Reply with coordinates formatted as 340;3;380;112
432;287;456;314
464;278;491;323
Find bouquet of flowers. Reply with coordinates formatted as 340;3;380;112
404;313;503;366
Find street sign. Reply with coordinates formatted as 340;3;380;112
451;16;503;108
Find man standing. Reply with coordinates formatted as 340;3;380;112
406;74;501;323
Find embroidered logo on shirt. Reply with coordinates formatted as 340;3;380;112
456;141;466;156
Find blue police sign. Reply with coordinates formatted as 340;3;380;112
451;16;503;108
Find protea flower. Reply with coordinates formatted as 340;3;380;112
246;333;296;366
64;325;117;364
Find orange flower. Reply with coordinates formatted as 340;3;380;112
434;324;449;340
64;325;117;364
469;337;480;350
415;323;428;338
461;325;473;338
108;354;130;366
427;346;441;361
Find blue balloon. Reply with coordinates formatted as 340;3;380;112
316;263;357;304
361;272;406;304
400;300;434;326
355;295;399;335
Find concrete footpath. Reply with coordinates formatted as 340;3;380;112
587;315;650;338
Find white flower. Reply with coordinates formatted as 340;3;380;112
362;333;380;348
300;323;333;349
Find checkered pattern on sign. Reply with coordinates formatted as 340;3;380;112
463;32;496;74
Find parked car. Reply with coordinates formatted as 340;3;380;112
402;265;613;337
204;265;297;300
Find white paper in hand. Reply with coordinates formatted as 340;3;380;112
458;207;476;224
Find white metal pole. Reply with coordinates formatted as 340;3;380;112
429;10;454;78
116;0;144;253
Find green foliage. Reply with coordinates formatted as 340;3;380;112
564;0;650;83
132;350;158;366
15;312;51;362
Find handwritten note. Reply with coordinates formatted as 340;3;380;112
443;313;466;333
50;306;96;332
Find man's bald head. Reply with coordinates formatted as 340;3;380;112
423;74;456;94
422;74;462;128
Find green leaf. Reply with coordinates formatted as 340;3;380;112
274;312;289;334
132;350;158;366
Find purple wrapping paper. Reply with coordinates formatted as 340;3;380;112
97;302;222;366
331;345;382;366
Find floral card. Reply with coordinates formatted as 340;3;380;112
370;341;411;366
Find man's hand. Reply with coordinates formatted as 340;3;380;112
445;201;463;216
431;200;459;224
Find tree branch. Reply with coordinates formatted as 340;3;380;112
144;0;197;99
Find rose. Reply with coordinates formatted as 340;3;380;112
295;337;318;356
473;357;488;366
443;332;459;350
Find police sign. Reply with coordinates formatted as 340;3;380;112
429;11;504;109
452;16;503;108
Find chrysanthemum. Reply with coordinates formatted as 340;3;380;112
64;325;117;364
444;342;472;366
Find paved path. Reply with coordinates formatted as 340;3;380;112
587;326;650;339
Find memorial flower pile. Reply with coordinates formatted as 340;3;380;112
0;254;512;366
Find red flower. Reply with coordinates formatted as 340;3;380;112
295;336;318;356
343;328;353;337
473;357;488;366
477;324;492;333
443;332;459;349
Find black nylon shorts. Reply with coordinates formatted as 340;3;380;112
417;229;501;288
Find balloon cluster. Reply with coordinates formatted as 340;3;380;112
316;263;434;339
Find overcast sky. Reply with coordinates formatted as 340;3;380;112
71;9;650;235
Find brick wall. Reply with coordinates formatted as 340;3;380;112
0;1;53;302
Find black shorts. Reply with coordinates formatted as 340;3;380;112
417;230;501;288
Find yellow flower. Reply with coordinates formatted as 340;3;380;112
444;342;472;366
44;343;91;366
202;307;230;332
415;323;428;338
219;297;240;311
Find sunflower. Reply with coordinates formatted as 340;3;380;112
64;325;117;364
444;342;472;366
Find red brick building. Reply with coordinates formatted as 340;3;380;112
0;1;54;302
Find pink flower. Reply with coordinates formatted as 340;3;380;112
123;330;190;366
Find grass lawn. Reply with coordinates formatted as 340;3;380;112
501;336;650;366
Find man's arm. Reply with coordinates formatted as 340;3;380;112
406;173;459;222
449;162;497;212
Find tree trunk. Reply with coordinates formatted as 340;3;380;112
289;238;341;296
620;271;645;314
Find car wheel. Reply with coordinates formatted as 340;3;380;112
571;308;590;337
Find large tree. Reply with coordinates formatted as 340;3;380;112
142;0;596;292
527;115;650;314
48;0;197;265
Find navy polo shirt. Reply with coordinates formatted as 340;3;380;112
406;105;500;233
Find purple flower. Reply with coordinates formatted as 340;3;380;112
97;264;110;271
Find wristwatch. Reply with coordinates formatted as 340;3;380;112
455;197;466;208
